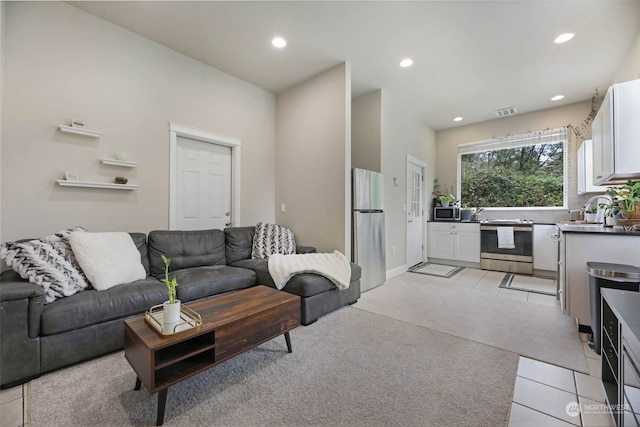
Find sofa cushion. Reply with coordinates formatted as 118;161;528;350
231;259;362;298
224;226;255;264
172;265;256;303
251;223;296;259
0;227;89;303
129;232;150;276
148;229;226;277
40;278;167;335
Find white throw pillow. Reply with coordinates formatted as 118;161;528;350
69;231;146;291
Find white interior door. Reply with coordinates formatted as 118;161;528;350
407;160;424;267
175;136;231;230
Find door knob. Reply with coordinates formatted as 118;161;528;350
225;211;231;217
225;222;231;227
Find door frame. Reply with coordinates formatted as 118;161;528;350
406;155;427;266
169;122;241;230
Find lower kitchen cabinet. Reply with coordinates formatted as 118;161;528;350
559;231;640;329
428;222;480;263
533;224;558;272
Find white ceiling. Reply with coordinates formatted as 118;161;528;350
71;1;640;130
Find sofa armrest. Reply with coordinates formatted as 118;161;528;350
296;245;316;254
0;278;43;386
0;279;45;338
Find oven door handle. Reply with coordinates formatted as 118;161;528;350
480;226;532;232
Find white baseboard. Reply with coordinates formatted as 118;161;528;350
386;264;408;280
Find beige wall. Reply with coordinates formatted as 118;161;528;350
351;89;436;272
381;91;436;271
275;63;351;253
613;27;640;84
352;90;382;172
435;101;593;222
1;2;276;242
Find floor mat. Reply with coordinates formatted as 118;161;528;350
499;273;557;296
408;262;465;278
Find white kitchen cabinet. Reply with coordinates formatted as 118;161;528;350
561;231;640;328
428;222;480;263
592;79;640;185
577;139;608;195
533;224;558;272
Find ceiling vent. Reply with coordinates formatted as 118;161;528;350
495;106;518;117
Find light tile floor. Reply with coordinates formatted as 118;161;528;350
0;267;614;427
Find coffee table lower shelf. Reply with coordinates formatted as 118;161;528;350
123;286;301;426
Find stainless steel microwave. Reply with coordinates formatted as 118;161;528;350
434;207;460;221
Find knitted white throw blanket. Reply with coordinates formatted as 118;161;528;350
268;251;351;290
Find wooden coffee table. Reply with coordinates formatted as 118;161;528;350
124;285;301;426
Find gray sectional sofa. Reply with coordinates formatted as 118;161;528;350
0;226;361;388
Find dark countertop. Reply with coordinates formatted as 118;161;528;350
556;223;640;236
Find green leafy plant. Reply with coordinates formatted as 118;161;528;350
606;180;640;213
585;206;598;214
439;194;455;203
161;255;178;304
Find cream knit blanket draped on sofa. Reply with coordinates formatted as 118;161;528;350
267;251;352;290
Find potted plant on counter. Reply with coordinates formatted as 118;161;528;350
606;180;640;219
161;255;180;328
584;206;598;223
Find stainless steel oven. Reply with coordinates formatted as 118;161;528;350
480;220;533;275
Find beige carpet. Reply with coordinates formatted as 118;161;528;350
354;272;588;373
30;308;519;426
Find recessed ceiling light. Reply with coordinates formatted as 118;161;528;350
399;58;413;68
554;33;574;44
453;117;463;122
272;37;287;48
551;95;565;101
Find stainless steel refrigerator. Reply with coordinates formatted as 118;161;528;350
352;168;386;292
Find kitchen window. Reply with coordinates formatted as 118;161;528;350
457;127;567;209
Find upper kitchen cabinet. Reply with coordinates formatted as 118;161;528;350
577;139;608;194
592;79;640;185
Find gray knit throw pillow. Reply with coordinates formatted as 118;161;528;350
251;222;296;259
0;227;89;303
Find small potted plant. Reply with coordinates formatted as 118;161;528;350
584;206;598;223
606;180;640;219
438;194;455;208
161;255;180;327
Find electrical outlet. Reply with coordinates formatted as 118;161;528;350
280;203;286;213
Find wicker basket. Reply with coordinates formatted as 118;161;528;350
621;202;640;219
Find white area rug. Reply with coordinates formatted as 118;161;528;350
408;262;464;278
499;273;557;296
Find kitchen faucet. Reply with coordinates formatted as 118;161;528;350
583;195;613;223
583;195;612;212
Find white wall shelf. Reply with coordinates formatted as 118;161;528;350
57;125;102;138
100;158;138;168
56;179;137;190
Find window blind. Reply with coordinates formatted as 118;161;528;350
457;127;567;155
